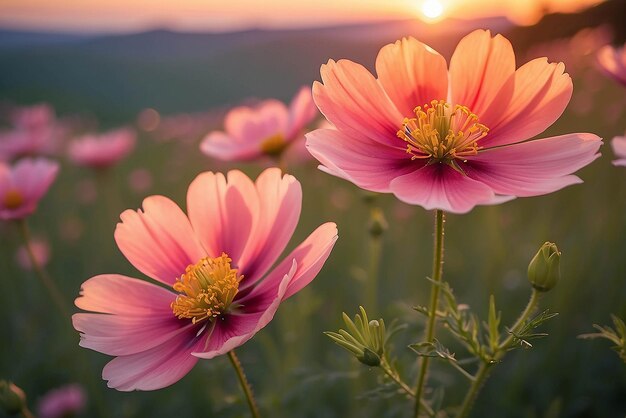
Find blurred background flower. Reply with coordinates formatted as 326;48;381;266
596;42;626;86
200;86;317;164
0;158;59;220
37;384;86;418
67;128;136;169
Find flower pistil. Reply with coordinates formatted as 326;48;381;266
397;100;489;168
171;253;242;324
3;189;24;209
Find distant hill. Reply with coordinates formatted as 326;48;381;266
0;29;92;49
0;0;622;126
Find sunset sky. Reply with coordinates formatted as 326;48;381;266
0;0;604;33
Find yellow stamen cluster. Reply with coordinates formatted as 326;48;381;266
260;134;287;157
171;253;242;324
397;100;489;166
3;189;24;209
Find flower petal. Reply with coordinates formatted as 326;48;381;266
114;196;205;285
12;158;59;201
464;133;602;196
286;86;318;139
480;58;573;148
74;274;175;316
224;100;289;141
200;131;262;161
241;222;338;302
73;313;190;357
449;30;516;123
73;274;191;356
376;37;448;117
306;128;416;193
612;136;626;167
313;59;405;147
238;168;302;287
597;45;626;87
187;170;259;267
102;328;206;391
389;164;505;214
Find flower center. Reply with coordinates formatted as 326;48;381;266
260;134;287;157
171;253;242;324
397;100;489;168
3;189;24;209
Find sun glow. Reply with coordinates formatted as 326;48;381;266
421;0;444;20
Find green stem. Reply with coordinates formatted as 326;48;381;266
455;362;490;418
413;210;445;417
456;289;541;418
381;360;434;416
498;289;541;351
228;350;262;418
381;360;416;398
17;219;70;319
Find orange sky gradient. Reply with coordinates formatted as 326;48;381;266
0;0;604;33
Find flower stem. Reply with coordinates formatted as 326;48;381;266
456;289;541;418
228;350;262;418
498;289;541;351
413;209;445;417
381;360;435;417
17;219;70;319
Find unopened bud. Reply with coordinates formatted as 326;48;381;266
325;306;387;368
368;208;388;237
0;381;26;415
528;242;561;292
358;347;381;367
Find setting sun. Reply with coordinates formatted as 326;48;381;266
421;0;444;19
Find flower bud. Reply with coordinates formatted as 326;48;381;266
357;347;381;367
0;380;27;415
527;242;561;292
325;306;387;368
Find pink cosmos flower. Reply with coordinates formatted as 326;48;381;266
597;43;626;87
612;135;626;167
0;104;61;161
200;87;318;161
306;30;602;214
37;384;86;418
0;158;59;220
11;104;55;130
72;168;338;391
67;128;136;169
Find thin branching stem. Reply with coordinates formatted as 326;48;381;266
380;360;435;416
456;289;541;418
